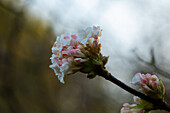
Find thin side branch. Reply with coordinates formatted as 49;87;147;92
95;65;170;112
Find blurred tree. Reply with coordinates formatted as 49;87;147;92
0;1;117;113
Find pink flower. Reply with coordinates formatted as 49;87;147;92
120;103;143;113
131;73;165;99
49;26;102;83
121;73;163;113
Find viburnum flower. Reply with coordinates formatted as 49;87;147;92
121;73;166;113
121;96;154;113
131;73;165;100
49;26;108;83
120;103;143;113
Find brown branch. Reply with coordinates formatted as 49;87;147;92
95;65;170;112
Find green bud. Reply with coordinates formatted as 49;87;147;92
102;56;109;66
87;71;96;79
92;59;102;66
80;66;93;73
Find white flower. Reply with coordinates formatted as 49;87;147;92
78;26;101;44
78;27;92;44
49;26;102;83
120;103;142;113
133;96;142;104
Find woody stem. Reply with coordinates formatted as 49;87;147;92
95;65;170;112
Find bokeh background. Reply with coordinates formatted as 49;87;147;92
0;0;170;113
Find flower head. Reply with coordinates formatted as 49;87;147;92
49;26;106;83
121;96;154;113
120;103;143;113
121;73;165;113
131;73;165;100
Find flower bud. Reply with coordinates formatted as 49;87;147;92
133;96;142;104
120;103;143;113
131;73;165;100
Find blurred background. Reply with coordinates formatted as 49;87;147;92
0;0;170;113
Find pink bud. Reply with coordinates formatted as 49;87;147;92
63;36;70;40
142;79;147;83
61;46;67;51
74;58;87;63
151;75;158;81
74;58;81;62
145;73;151;78
123;103;130;107
71;34;77;39
141;83;146;87
62;51;69;58
135;73;141;76
70;49;78;56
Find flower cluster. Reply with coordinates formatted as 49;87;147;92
121;73;165;113
121;96;143;113
131;73;165;100
121;103;143;113
121;96;153;113
49;26;104;83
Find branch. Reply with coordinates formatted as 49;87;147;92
95;65;170;112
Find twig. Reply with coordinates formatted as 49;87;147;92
95;65;170;112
